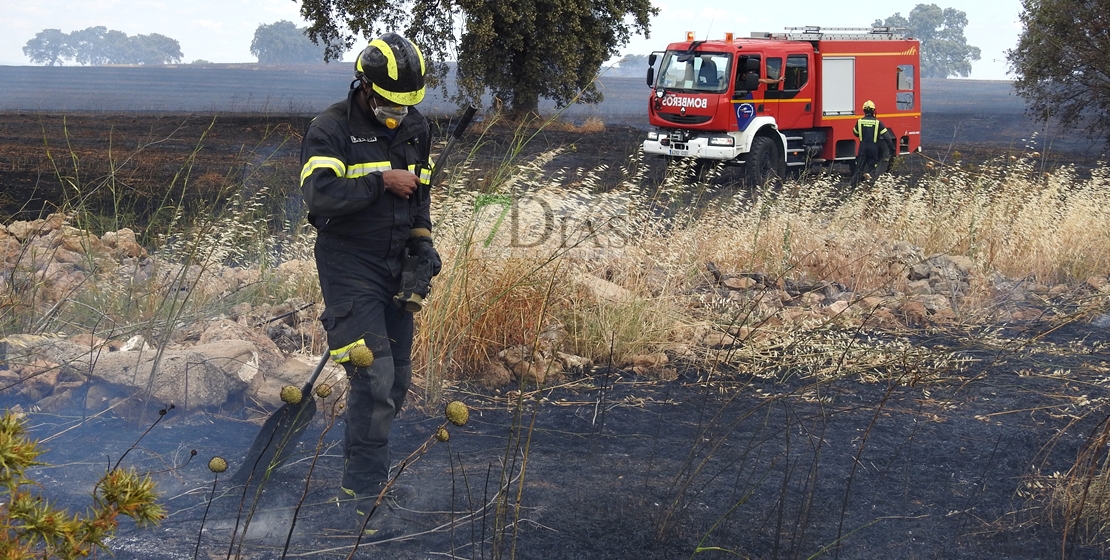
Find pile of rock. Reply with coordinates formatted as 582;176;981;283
0;214;334;419
2;214;1107;417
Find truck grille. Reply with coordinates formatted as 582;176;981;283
660;114;711;125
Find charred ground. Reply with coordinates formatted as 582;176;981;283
2;78;1110;559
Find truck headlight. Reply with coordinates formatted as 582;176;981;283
709;136;735;147
647;131;661;141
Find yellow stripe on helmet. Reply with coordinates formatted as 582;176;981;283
369;38;399;81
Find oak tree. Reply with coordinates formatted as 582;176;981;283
22;29;75;66
297;0;657;115
251;21;327;64
126;34;183;65
875;3;981;78
1008;0;1110;142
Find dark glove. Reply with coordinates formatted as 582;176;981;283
408;235;442;277
394;229;440;312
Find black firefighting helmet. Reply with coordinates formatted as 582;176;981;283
354;33;426;106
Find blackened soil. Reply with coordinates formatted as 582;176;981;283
10;318;1110;559
1;107;1105;229
2;105;1110;559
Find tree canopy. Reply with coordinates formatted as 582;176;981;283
22;27;182;66
251;21;328;64
22;29;74;66
874;3;981;78
1008;0;1110;142
297;0;657;114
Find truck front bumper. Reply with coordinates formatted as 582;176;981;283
642;137;742;161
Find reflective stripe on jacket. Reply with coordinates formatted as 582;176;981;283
853;116;889;145
300;88;434;275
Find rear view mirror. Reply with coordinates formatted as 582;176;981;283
648;53;657;66
646;67;655;87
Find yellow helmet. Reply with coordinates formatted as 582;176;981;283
862;100;876;112
354;33;426;106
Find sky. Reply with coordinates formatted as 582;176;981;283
0;0;1022;80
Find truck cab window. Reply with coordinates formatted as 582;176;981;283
734;54;761;95
784;54;809;90
766;58;783;91
896;65;914;90
656;51;731;93
896;65;914;109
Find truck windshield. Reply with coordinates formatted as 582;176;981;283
656;51;731;93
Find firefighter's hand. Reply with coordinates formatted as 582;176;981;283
382;169;419;199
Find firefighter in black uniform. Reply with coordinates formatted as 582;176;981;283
852;100;889;184
299;32;438;539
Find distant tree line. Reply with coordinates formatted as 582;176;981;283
23;27;182;66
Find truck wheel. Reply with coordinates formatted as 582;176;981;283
743;136;784;187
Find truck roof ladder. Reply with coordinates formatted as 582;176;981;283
752;26;908;41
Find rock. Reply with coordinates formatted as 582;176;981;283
84;384;121;413
907;279;933;295
947;255;976;275
198;319;286;371
251;354;345;409
556;352;591;370
823;300;850;316
498;344;563;385
229;302;253;321
1086;276;1110;293
627;352;668;369
37;391;74;413
723;276;757;290
702;332;737;348
42;338;266;409
6;214;64;242
101;228;145;259
899;301;930;327
477;360;513;389
120;335;154;353
58;225;106;256
575;273;634;303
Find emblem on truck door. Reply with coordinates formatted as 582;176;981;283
735;103;756;131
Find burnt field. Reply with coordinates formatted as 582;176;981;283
0;68;1106;226
2;68;1110;560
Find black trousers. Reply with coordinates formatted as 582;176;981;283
857;143;880;174
315;238;413;496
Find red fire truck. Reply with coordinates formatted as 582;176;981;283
643;26;921;183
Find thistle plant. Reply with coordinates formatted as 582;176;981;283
0;411;163;559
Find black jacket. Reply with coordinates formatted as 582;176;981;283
300;88;433;274
853;115;889;146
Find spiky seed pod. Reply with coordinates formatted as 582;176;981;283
314;384;332;399
208;456;228;473
445;401;469;426
280;385;302;404
349;345;374;368
434;427;450;442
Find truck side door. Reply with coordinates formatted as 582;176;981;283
767;53;814;130
757;57;782;121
